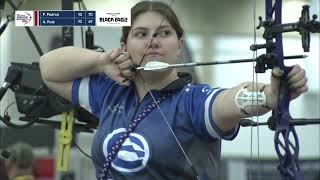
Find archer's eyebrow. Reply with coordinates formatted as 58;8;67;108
131;25;172;32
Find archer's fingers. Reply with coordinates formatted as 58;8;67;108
296;85;309;94
288;67;306;84
291;85;309;97
121;69;135;77
109;48;123;61
99;48;120;64
118;59;133;70
287;64;302;79
118;57;136;78
289;76;308;90
114;52;130;65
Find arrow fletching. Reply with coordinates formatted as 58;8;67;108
137;61;170;71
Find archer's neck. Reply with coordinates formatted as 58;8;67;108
134;69;178;102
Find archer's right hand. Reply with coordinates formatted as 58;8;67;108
99;48;136;86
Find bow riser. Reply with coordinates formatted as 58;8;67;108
265;0;301;179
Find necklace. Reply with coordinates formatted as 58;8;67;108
100;92;170;180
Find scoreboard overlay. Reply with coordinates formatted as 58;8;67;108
15;10;131;27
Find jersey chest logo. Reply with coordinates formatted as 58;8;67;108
102;128;151;173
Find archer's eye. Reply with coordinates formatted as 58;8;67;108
157;30;171;37
134;31;148;38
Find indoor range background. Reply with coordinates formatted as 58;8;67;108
0;0;319;180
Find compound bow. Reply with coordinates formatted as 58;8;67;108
253;0;319;179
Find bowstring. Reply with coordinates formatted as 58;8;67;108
318;0;320;169
251;0;260;179
134;0;199;178
141;80;199;179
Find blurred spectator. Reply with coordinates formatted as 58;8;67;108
0;159;9;180
5;142;35;180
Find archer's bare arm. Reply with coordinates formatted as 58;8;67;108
212;65;308;133
39;46;127;101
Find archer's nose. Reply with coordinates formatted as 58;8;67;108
149;33;160;48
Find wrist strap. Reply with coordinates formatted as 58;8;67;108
235;84;270;116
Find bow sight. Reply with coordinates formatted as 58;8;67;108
251;5;320;53
251;5;320;74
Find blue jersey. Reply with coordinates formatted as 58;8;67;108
72;73;239;180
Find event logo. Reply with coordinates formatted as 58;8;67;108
103;128;151;174
96;10;131;26
106;13;120;16
15;11;34;26
202;86;214;95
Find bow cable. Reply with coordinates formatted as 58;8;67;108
251;0;261;179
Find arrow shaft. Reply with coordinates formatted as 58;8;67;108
136;55;306;70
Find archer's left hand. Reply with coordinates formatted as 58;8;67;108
267;64;308;108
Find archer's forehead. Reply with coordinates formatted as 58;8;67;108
131;11;172;31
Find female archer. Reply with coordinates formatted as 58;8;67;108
39;1;308;179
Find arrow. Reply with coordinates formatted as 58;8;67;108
135;55;307;71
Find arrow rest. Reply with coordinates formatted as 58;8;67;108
255;53;279;73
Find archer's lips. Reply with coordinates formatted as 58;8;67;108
146;52;163;57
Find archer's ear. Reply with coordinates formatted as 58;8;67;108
121;42;127;52
178;37;184;49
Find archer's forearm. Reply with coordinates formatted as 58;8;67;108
40;46;103;82
212;82;273;132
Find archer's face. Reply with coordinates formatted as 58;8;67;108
125;11;183;67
